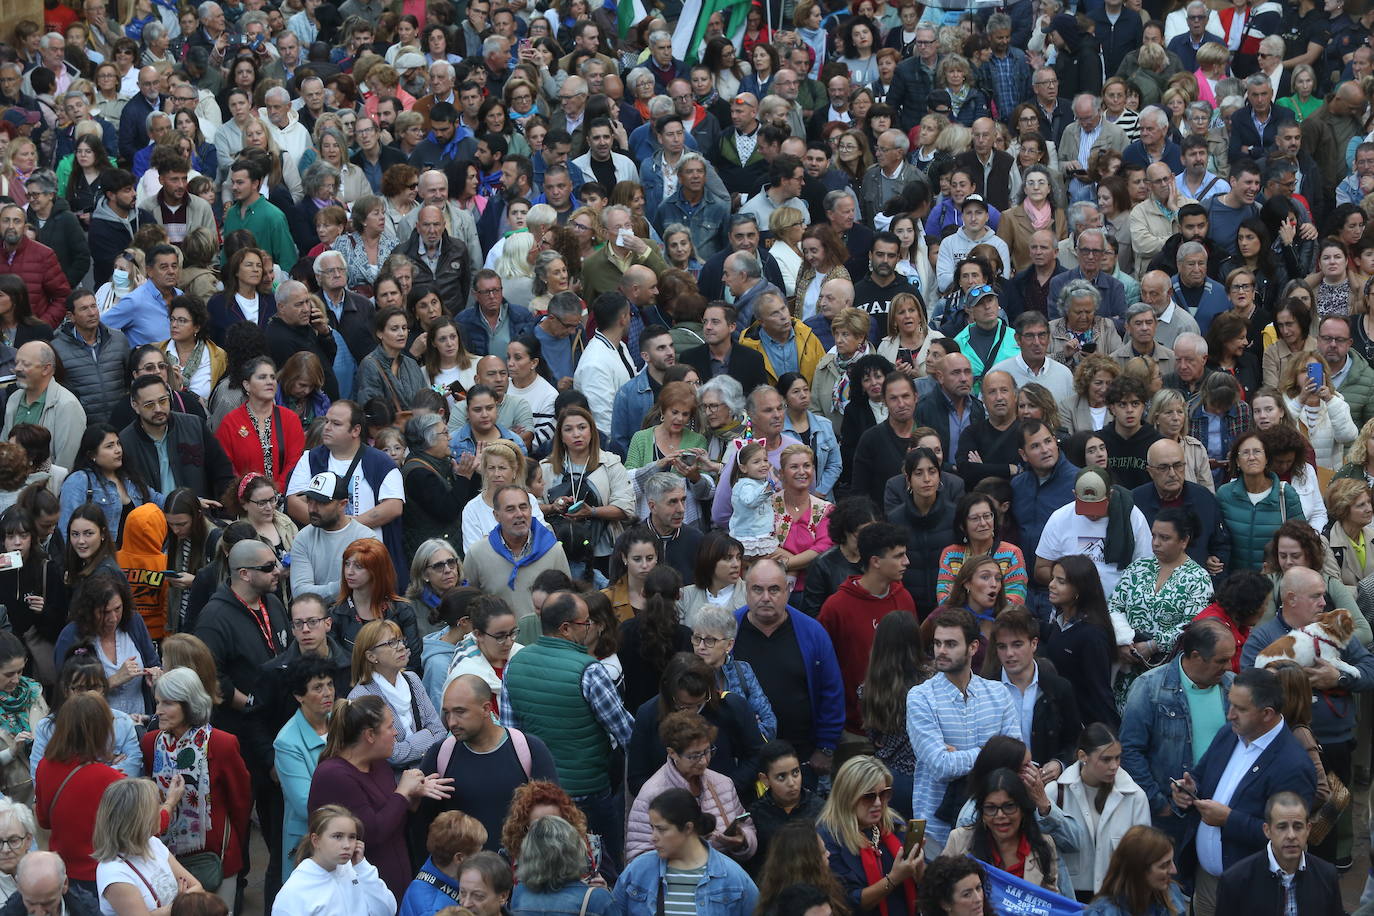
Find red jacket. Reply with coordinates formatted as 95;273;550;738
140;727;252;878
2;237;69;326
35;757;125;881
817;575;917;732
214;402;306;490
1194;602;1249;672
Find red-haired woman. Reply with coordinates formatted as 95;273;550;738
328;538;421;669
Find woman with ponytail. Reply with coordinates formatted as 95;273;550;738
617;566;692;710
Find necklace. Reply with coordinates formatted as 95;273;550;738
869;826;882;851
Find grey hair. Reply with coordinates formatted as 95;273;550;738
532;249;566;295
313;249;346;276
23;168;56;195
1176;240;1208;266
16;851;64;889
407;539;459;601
674;151;707;176
430;60;454;79
644;471;687;507
626;67;655;91
1138;106;1168;129
1244;73;1272;92
264;85;291;105
700;374;746;416
1186;0;1207;11
1076;226;1107;249
1125;301;1154;322
662;222;693;243
1066;201;1099;234
1186;100;1213;121
648;29;672;44
1218;94;1245;116
647;95;673;118
404;412;447;451
728;251;763;280
155;666;213;727
603;204;633;227
747;383;781;414
881;128;910;154
824;188;858;212
239;10;267;29
1072;93;1101;115
142;21;165;42
526;204;557;228
301;160;341;199
578;57;606;76
482;35;507;56
517;817;586;893
0;798;36;840
1058;278;1101;312
144;110;171;131
62;90;86;104
690;603;739;638
276;279;308;304
1259;35;1285;56
1173;331;1208;356
986;12;1012;32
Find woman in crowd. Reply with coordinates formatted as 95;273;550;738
1262;521;1360;633
1018;383;1064;437
1313;237;1354;318
418;587;478;707
511;814;619;913
997;165;1063;272
445;595;523;714
864;612;928;820
315;128;368;206
0;276;51;349
52;572;159;718
59;424;161;541
618;566;691;711
308;695;452;901
0;504;63;685
699;377;747;471
1337;418;1374;486
1082;826;1188;916
877;293;942;382
422;318;478;407
626;710;756;863
454;852;514;916
35;692;130;892
163;297;227;403
333;195;399;289
273;654;336;881
1095;176;1134;273
688;603;775;742
1280;352;1358;470
1325;478;1374;587
541;406;634;573
1263;298;1317;392
794;224;851;320
1190;571;1268;674
625;382;711;526
207;248;277;337
347;619;443;769
222;473;297;581
461;442;543;554
277;352;331;430
937;492;1028;606
837;353;897;489
834;129;874;186
941;555;1012;673
31;653;141;779
355;308;428;412
382;164;421;234
62;503;121;600
1046;724;1150;901
215;358;307;489
919;855;994;916
1051;290;1123;372
1263;422;1327;531
398;810;487;916
506;337;558;457
1273;662;1332;809
818;755;923;916
1146;388;1213;491
769;443;835;602
95;248;144;313
944;767;1059;893
889;448;957;616
93;778;204;916
404;538;462;639
1042;555;1117;731
449;386;522;462
0;799;35;900
1109;508;1214;702
679;532;747;621
500;780;605;883
330;539;422;661
1205;312;1260;397
602;528;661;623
814;308;877;435
929;53;988;126
1063;355;1120;435
778;374;842;500
753;820;849;914
141;668;251;899
613;788;757;915
1217;431;1307;573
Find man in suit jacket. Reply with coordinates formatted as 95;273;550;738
955;117;1020;211
1216;792;1343;915
1228;75;1296;164
1058;94;1130;178
681;302;770;395
1171;667;1317;916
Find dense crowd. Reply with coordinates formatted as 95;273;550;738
7;0;1374;913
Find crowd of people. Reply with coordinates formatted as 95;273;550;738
7;0;1374;912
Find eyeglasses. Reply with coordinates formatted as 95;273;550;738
428;557;459;572
1320;335;1352;345
1149;461;1186;473
1078;247;1105;256
564;617;593;630
860;787;894;804
981;802;1020;818
677;744;716;762
291;616;327;630
0;835;28;851
478;628;519;643
373;637;407;651
244;560;280;573
1229;282;1255;292
570;222;593;232
691;634;724;648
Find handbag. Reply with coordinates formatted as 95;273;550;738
178;814;230;890
578;885;594;916
545;472;603;564
1308;770;1352;846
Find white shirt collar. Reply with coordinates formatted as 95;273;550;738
1266;842;1307;876
1241;716;1286;751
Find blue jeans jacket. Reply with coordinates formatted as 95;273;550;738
1119;659;1234;822
610;369;655;457
611;845;758;916
510;882;619;916
784;412;842;498
719;656;777;740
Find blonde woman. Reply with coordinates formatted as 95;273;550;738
817;756;924;912
228;116;303;204
767;206;806;299
1147;388;1214;492
928;53;989;126
495;232;536;309
346;618;443;768
1336;418;1374;487
1280;353;1357;469
460;441;546;553
877;292;943;378
1326;478;1374;587
93;779;203;916
315;125;369;205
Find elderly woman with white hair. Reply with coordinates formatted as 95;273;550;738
689;604;777;741
1049;278;1124;368
0;798;36;899
140;667;252;903
699;375;748;477
400;414;471;555
495;233;537;309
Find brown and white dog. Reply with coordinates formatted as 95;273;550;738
1255;608;1363;678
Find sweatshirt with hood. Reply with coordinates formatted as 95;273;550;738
115;502;170;640
272;856;395;916
817;574;917;731
88;195;147;288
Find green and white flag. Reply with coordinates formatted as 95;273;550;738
671;0;752;65
617;0;649;38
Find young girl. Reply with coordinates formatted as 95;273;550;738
729;442;779;560
272;805;395;916
373;428;407;467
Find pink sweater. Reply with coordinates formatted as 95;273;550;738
625;761;757;863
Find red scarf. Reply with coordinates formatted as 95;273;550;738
859;830;917;916
990;834;1033;879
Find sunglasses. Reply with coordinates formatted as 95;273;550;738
861;787;894;804
243;560;280;573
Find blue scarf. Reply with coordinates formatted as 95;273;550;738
488;518;559;588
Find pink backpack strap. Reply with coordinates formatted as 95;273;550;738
436;735;457;776
510;727;532;778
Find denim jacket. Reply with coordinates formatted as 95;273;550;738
1119;659;1234;817
509;881;619;916
448;423;528;461
783;411;842;498
611;845;758;916
719;656;777;740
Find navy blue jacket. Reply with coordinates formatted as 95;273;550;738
1229;105;1296;166
1216;847;1343;916
1123;140;1184;175
454;301;537;357
1131;480;1231;569
1176;722;1316;878
732;605;845;753
1090;7;1144;77
1012;455;1079;561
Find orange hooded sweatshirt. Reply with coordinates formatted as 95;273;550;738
116;503;170;639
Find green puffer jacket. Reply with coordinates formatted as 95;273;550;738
1338;351;1374;429
1216;472;1306;573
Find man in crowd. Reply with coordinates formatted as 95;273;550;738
288;471;377;600
1133;439;1229;572
1319;316;1374;428
1217;792;1344;911
740;290;824;386
0;203;67;326
257;594;352;735
266;280;339;400
610;324;677;455
641;473;704;577
993;608;1079;782
992;311;1074;403
119;371;233;498
682;303;769;392
852;373;920;509
1;341;84;468
465;485;571;617
48;287;130;426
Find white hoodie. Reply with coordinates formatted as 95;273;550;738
271;857;395;916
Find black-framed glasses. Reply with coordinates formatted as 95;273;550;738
677;744;716;762
373;637;407;651
982;802;1020;818
478;628;519;643
691;634;724;648
291;616;327;630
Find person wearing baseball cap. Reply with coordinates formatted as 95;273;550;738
288;471;378;601
952;283;1019;397
935;193;1012;293
1034;465;1152;601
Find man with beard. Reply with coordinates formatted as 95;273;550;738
0;341;83;467
852;232;919;345
682;302;769;393
287;472;378;600
907;606;1020;852
118;371;232;498
0;203;68;326
611;323;676;455
851;372;920;508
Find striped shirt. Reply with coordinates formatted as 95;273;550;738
664;865;706;914
907;671;1020;847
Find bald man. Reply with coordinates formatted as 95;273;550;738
11;851;96;916
118;65;166;161
447;353;536;438
954;369;1022;486
803;276;855;351
1304;81;1368;201
1;341;85;468
1131;438;1228;573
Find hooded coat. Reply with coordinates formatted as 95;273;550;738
115;503;170;640
26;196;91;288
87;195;147;288
818;575;918;732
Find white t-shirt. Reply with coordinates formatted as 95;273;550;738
286;449;405;538
97;837;178;916
1034;502;1153;598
